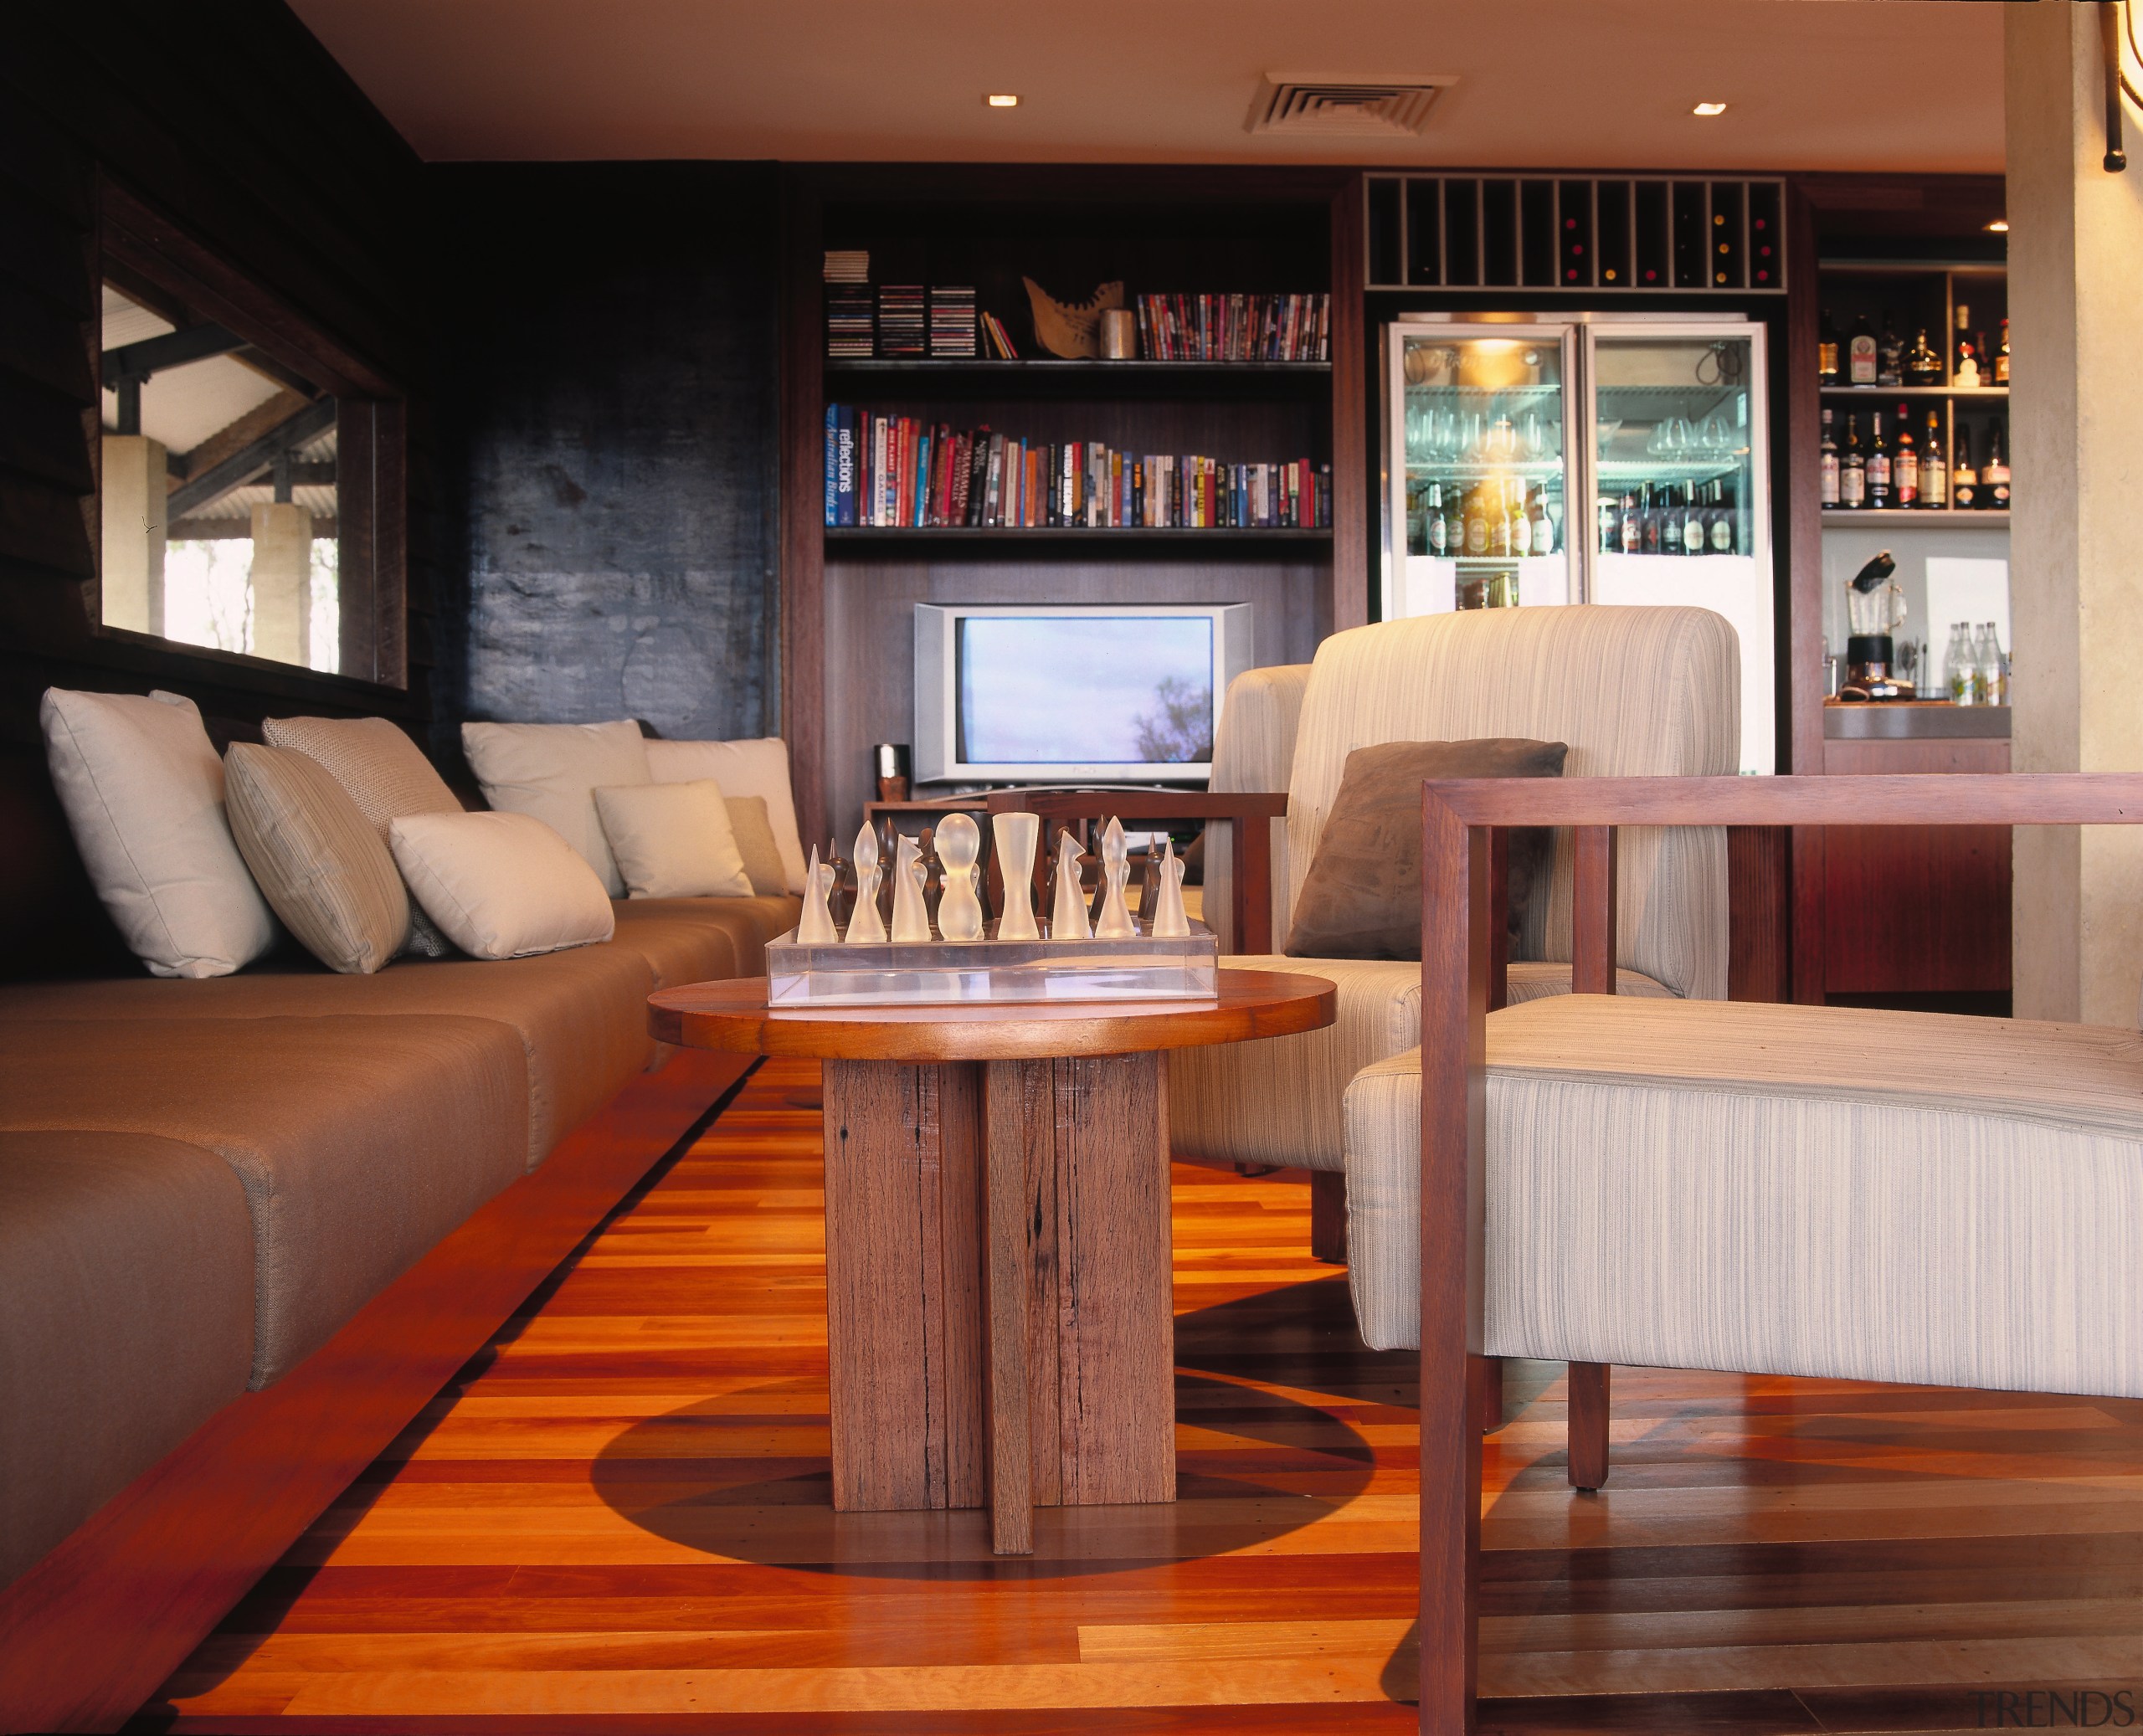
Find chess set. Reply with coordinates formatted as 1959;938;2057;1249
764;812;1218;1005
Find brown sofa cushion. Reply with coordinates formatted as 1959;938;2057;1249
0;1131;254;1589
725;798;791;898
0;1015;527;1387
0;944;658;1172
611;894;802;981
1283;738;1567;961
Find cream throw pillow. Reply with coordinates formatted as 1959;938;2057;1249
594;780;753;899
265;713;462;958
461;720;650;896
40;688;276;978
723;796;790;896
224;744;411;973
645;737;805;893
388;812;615;961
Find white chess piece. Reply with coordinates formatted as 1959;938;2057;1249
1092;816;1138;939
1048;829;1091;940
1151;838;1191;937
889;832;933;942
843;822;886;943
797;846;840;943
990;812;1041;941
934;814;984;941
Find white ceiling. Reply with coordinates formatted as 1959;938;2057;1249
100;287;285;456
290;0;2005;172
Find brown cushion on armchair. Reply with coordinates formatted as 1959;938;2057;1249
1282;737;1566;961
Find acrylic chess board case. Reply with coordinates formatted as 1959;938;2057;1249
764;927;1219;1006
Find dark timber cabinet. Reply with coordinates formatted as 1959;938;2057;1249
777;166;1367;849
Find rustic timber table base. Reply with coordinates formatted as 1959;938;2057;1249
649;971;1336;1554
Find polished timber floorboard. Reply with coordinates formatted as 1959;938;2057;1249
136;1057;2143;1733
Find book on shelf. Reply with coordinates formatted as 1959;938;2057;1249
876;285;927;357
928;285;977;357
1133;292;1329;362
822;249;869;283
824;407;1331;531
979;311;1020;359
825;285;873;358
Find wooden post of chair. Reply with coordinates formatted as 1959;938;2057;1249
1567;824;1617;1493
1476;829;1511;1428
1420;788;1487;1734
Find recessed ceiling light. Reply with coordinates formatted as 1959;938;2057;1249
985;93;1020;108
1693;101;1728;116
1986;218;2010;232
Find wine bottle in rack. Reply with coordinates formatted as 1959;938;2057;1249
1867;411;1892;509
1981;423;2011;510
1952;425;1978;509
1894;406;1919;507
1840;414;1867;508
1921;410;1947;508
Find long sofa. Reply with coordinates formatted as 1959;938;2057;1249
0;745;799;1733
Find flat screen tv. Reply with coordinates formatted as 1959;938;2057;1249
914;603;1254;785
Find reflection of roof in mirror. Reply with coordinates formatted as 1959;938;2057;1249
99;284;306;459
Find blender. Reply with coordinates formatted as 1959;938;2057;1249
1840;551;1910;701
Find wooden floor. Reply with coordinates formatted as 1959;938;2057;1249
133;1056;2143;1734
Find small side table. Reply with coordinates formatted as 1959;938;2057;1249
648;970;1335;1554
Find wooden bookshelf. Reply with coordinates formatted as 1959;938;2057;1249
780;165;1365;845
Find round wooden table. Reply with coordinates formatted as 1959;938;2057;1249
649;970;1335;1555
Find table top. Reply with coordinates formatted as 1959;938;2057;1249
649;969;1337;1064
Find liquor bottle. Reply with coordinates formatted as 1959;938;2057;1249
1509;481;1531;557
1529;488;1554;556
1894;407;1919;506
1619;490;1640;553
1921;411;1947;508
1866;411;1892;510
1598;494;1618;552
1818;308;1841;385
1709;479;1736;553
1642;483;1662;553
1981;423;2011;509
1446;490;1464;557
1818;408;1840;506
1839;414;1867;508
1970;624;1993;706
1491;480;1513;557
1877;310;1903;387
1426;482;1447;555
1955;304;1981;388
1951;425;1977;509
1906;328;1943;387
1848;314;1878;386
1682;482;1705;555
1465;483;1491;556
1997;316;2011;385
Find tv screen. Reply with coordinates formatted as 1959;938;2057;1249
957;614;1215;767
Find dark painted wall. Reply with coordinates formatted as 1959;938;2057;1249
430;163;782;761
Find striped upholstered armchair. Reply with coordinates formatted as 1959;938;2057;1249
1172;604;1740;1267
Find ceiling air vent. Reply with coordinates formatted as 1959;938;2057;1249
1246;75;1456;139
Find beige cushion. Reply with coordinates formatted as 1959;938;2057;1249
610;894;803;981
264;713;462;957
1284;739;1565;961
462;720;651;895
725;796;791;897
1204;664;1308;953
390;812;615;962
0;948;660;1174
224;744;411;974
0;1131;254;1589
0;1015;527;1386
646;738;806;893
1283;608;1738;1001
39;688;275;978
1173;956;1668;1176
1343;998;2143;1399
594;779;751;899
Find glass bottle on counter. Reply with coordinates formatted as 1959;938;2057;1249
1921;411;1947;508
1894;408;1919;506
1971;624;1997;706
1840;414;1867;508
1945;623;1976;706
1819;408;1840;506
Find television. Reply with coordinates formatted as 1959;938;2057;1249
914;603;1254;785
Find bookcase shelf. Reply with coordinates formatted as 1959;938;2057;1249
825;526;1332;553
825;358;1333;401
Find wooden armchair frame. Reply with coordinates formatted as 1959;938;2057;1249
1415;771;2143;1734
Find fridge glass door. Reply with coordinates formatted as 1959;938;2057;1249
1388;326;1577;620
1586;325;1773;774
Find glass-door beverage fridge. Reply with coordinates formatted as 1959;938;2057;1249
1384;313;1773;775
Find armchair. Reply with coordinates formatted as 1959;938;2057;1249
1397;772;2143;1734
1170;605;1740;1264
